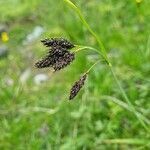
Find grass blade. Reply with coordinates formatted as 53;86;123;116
64;0;149;132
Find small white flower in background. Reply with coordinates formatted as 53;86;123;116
23;26;44;45
4;77;14;86
38;123;49;137
34;73;48;85
20;68;31;84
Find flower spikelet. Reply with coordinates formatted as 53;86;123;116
69;73;87;100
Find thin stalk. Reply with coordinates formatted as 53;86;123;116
96;138;149;145
101;95;150;125
74;45;103;57
109;66;149;131
85;60;101;74
74;45;150;125
64;0;110;66
64;0;149;131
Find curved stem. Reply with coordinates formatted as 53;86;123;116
101;95;150;125
74;45;150;129
64;0;111;66
85;60;102;74
74;45;103;57
74;45;150;130
109;66;150;131
64;0;149;131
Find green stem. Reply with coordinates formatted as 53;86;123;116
109;66;149;131
64;0;110;66
96;138;149;145
74;45;150;131
101;95;150;125
64;0;149;131
86;60;101;74
74;45;103;57
74;46;150;126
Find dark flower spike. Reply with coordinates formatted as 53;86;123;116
69;60;101;100
69;73;87;100
41;38;75;49
35;54;54;68
48;45;69;56
53;52;75;71
35;45;75;71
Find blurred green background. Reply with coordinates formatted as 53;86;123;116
0;0;150;149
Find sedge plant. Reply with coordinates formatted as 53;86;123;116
63;0;150;132
35;0;150;133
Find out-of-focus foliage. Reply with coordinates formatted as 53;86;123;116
0;0;150;149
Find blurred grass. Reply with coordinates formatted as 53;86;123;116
0;0;150;149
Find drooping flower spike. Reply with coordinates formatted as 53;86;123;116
69;73;87;100
35;38;75;71
41;38;74;49
35;37;100;100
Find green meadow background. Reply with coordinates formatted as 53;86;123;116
0;0;150;149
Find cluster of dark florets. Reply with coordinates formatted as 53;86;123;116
41;38;74;49
69;73;87;100
35;38;88;100
35;38;75;71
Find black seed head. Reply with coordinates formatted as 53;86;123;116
35;54;54;68
35;46;75;70
69;74;87;100
35;38;75;71
58;38;75;49
53;52;75;71
48;46;68;56
41;38;74;49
